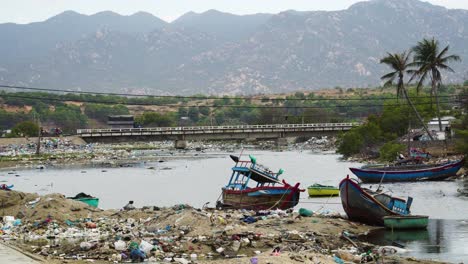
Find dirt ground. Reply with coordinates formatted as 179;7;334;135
0;190;447;264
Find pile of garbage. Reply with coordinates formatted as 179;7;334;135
0;138;93;157
291;136;337;152
0;190;417;263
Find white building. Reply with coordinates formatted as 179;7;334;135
427;116;455;140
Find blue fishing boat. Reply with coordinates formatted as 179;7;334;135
339;176;413;226
217;155;303;210
349;159;464;183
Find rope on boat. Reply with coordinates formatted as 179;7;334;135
299;201;342;205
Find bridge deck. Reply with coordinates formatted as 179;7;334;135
77;123;359;138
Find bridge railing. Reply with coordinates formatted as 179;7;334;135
77;122;361;135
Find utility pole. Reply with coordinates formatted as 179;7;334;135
407;116;411;157
35;113;41;155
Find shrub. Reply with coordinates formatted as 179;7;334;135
11;121;39;137
379;142;406;162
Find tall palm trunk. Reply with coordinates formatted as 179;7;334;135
432;69;443;132
403;88;434;140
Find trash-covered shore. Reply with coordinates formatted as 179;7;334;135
0;190;442;264
0;136;338;170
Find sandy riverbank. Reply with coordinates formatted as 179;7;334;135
0;190;445;264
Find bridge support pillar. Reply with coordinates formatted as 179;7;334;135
175;140;188;149
275;138;288;147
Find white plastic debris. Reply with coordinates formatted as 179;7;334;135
114;240;126;251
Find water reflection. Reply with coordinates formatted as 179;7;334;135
458;177;468;197
364;219;468;263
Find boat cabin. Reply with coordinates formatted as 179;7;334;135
225;155;284;191
372;191;412;215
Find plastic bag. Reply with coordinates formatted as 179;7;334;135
114;240;126;251
139;240;153;254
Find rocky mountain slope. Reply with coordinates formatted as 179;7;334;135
0;0;467;94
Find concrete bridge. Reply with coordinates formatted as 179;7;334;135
77;123;359;148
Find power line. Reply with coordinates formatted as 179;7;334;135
0;84;462;102
0;93;459;109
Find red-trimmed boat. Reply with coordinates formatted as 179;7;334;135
217;155;303;210
339;176;413;226
349;159;464;183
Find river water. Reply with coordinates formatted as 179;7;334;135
1;150;467;262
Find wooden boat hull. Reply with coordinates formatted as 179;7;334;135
221;183;301;210
384;215;429;230
72;197;99;208
350;159;464;183
339;178;403;226
308;186;339;197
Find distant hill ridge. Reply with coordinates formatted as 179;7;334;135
0;0;467;95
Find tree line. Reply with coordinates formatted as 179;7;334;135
338;38;465;160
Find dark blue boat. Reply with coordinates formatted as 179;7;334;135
349;159;464;183
339;176;412;225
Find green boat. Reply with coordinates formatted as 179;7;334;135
68;193;100;208
383;215;429;230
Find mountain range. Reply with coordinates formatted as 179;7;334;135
0;0;467;95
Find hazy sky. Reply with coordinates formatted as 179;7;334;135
2;0;467;24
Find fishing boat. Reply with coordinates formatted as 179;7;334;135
217;155;303;210
0;184;13;191
383;215;429;230
339;176;413;226
349;159;464;183
307;184;339;197
68;193;99;208
410;148;431;159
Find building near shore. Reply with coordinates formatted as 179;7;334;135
427;116;456;140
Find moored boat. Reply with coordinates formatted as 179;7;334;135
383;215;429;230
68;193;99;208
349;159;464;183
0;184;13;191
339;176;413;226
217;155;303;210
307;184;339;197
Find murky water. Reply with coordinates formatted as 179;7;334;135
0;151;360;209
364;219;468;263
1;150;467;262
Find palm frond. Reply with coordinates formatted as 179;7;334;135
437;63;455;73
381;71;397;81
441;54;461;63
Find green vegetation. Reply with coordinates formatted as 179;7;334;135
0;75;463;140
10;121;39;137
379;142;406;162
380;51;433;139
0;109;29;130
136;112;176;127
455;89;468;157
337;38;463;159
84;104;129;122
412;38;461;133
338;93;438;158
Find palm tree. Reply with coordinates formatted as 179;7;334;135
412;38;461;132
380;51;434;140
